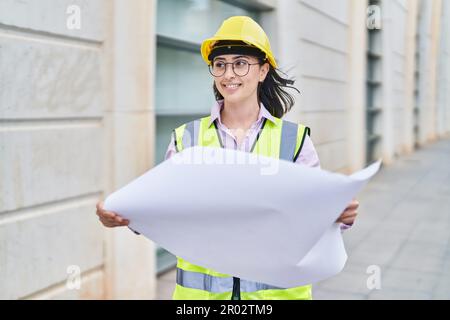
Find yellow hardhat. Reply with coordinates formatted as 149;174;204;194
201;16;277;68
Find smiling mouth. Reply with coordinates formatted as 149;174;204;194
222;83;242;89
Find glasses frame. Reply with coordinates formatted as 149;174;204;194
208;60;261;77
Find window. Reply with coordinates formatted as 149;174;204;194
413;1;422;148
366;0;383;164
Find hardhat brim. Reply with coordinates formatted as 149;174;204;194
201;36;277;68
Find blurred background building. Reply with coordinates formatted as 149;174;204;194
0;0;449;299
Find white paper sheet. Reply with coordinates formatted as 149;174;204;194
104;146;381;288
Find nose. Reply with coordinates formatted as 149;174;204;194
223;63;235;79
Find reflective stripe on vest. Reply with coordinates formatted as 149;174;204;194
182;119;200;150
171;115;312;300
279;120;298;161
176;268;283;293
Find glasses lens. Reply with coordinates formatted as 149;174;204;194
233;60;249;76
211;61;225;77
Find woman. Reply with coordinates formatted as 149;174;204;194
96;16;359;300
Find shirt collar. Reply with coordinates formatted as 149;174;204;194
208;100;277;128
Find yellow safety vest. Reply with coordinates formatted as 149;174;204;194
171;115;312;300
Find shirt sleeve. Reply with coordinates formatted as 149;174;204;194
294;134;352;231
295;135;321;168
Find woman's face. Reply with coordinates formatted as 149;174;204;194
212;54;269;104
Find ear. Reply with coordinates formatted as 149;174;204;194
259;62;270;82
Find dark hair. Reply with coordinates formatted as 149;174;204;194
211;41;300;118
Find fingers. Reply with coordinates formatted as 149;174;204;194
336;216;356;224
100;219;130;227
98;210;116;219
336;206;358;224
96;201;129;228
340;217;356;225
345;199;359;210
340;209;358;218
96;201;117;218
339;211;358;220
99;215;130;227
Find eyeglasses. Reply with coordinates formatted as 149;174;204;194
209;59;260;77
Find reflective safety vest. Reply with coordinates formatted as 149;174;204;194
171;115;312;300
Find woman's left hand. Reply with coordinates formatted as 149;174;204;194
336;199;359;225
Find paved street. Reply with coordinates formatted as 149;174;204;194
315;137;450;299
157;137;450;299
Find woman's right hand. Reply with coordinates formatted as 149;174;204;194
96;201;129;228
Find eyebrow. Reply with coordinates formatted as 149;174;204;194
214;55;249;61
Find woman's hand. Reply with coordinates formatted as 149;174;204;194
96;201;129;228
336;199;359;225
